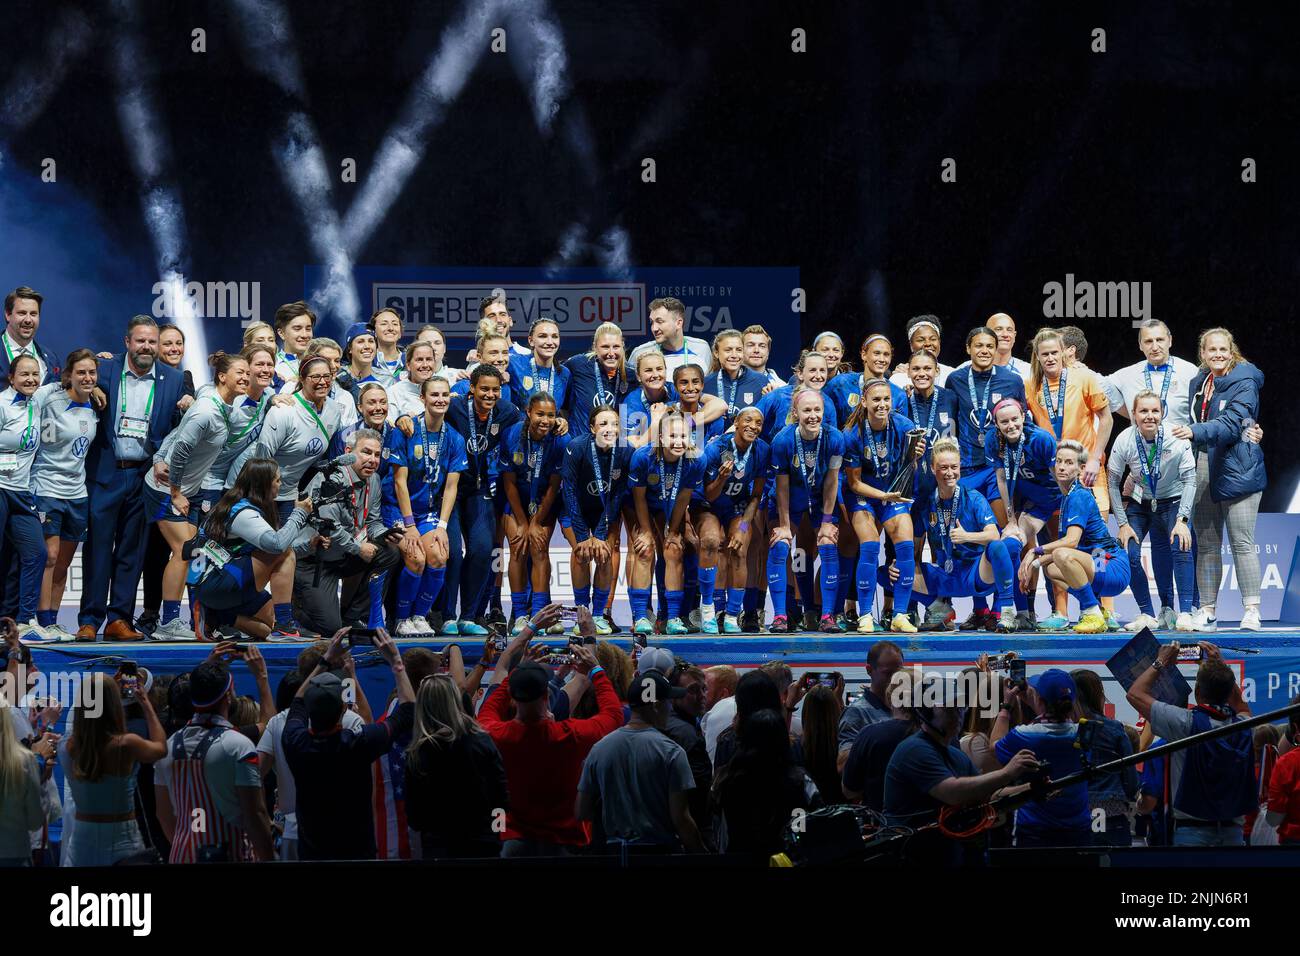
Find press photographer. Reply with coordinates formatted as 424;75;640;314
291;429;402;636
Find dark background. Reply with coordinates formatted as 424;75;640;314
1;0;1295;507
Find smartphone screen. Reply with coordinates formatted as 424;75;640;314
1176;645;1203;662
348;628;377;647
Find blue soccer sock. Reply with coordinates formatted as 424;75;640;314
1069;582;1099;616
531;590;552;617
629;587;651;623
162;600;181;625
817;544;839;617
698;566;718;618
396;568;420;621
986;539;1014;612
892;540;916;617
727;587;746;617
592;586;610;617
413;566;444;618
666;589;684;620
37;609;56;627
857;540;881;617
971;592;989;611
510;589;529;620
1003;538;1028;611
573;584;592;611
367;571;389;628
767;540;790;617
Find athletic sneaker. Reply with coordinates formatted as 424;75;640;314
1240;606;1261;631
803;610;820;633
958;609;989;631
700;616;719;635
458;620;490;636
267;625;311;642
510;615;532;636
1074;609;1108;634
856;613;875;634
834;613;851;632
1175;611;1196;631
1039;612;1069;631
1157;606;1178;631
768;615;790;634
152;617;199;642
17;620;52;643
396;617;433;636
1125;613;1160;633
889;613;917;634
687;609;703;632
995;607;1018;634
1104;611;1122;632
593;616;614;636
634;617;656;635
546;622;566;635
722;616;742;635
1013;610;1037;632
439;618;461;636
44;623;77;643
665;617;688;635
1188;607;1217;632
740;611;761;633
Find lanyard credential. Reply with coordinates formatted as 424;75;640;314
589;439;613;538
794;429;822;491
933;486;960;573
294;393;330;444
1144;364;1173;419
119;368;157;425
1042;369;1067;440
1136;427;1163;511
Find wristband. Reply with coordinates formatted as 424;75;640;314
1150;660;1164;671
430;515;440;531
391;662;406;673
588;666;605;679
402;515;415;528
738;521;750;533
1033;545;1045;557
820;514;836;525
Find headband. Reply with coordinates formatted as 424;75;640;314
908;320;941;339
191;673;234;711
861;333;891;350
814;332;844;348
992;397;1023;417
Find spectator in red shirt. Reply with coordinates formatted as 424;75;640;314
1265;695;1300;846
477;605;623;857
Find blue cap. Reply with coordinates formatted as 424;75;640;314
1031;668;1076;705
343;321;376;356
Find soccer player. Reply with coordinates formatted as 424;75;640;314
703;329;768;425
758;349;840;441
506;318;571;427
564;322;633;419
824;333;907;428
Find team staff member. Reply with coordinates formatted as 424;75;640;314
886;438;1018;633
289;337;359;434
387;341;441;422
444;364;522;636
370;308;407;388
387;377;466;635
563;322;633;420
628;411;705;635
336;323;382;399
413;327;467;384
292;430;402;637
1102;319;1201;427
1108;391;1197;633
888;315;956;388
824;333;906;429
1016;440;1130;634
627;297;712;378
234;355;343;639
699;407;769;634
501;393;568;634
561;406;634;635
842;378;925;634
141;353;249;641
986;399;1057;631
0;286;60;391
0;355;52;641
506;318;571;425
79;315;186;642
767;388;844;633
704;329;767;425
742;324;784;389
273;300;316;384
191;458;311;641
33;350;99;642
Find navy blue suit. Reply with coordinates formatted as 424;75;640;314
0;338;60;393
79;354;184;631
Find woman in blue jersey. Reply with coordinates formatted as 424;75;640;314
884;438;1019;633
1016;439;1130;634
31;350;99;641
824;333;906;428
842;377;925;634
191;458;312;640
624;350;677;449
387;376;467;636
812;332;851;376
671;363;726;450
454;332;513;398
758;350;839;442
0;354;48;641
698;407;769;634
705;330;770;425
986;398;1058;630
370;308;406;388
561;406;634;636
767;387;844;634
506;319;570;430
142;352;250;641
628;411;705;635
500;392;569;633
563;322;633;420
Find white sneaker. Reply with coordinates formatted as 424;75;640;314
1239;606;1261;631
1157;606;1178;631
687;609;703;631
44;623;77;643
152;617;199;641
1189;607;1218;632
1175;611;1196;632
17;620;52;642
396;617;432;636
1124;613;1159;632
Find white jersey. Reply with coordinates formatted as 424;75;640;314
274;350;300;385
31;383;97;500
237;394;344;501
0;388;42;493
1102;356;1200;427
628;336;713;379
145;392;235;497
370;351;405;390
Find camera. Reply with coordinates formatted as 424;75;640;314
1176;645;1204;662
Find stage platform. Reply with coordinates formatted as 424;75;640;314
24;627;1300;727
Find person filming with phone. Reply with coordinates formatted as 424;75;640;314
291;429;402;637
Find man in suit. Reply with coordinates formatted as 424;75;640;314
77;315;185;641
0;286;61;391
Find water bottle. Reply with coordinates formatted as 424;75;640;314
1241;417;1256;444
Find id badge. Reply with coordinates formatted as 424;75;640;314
119;415;149;439
0;452;17;472
200;539;232;569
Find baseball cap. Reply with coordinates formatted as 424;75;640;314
636;647;676;674
305;671;346;730
1031;668;1076;706
627;669;687;706
342;321;377;356
509;661;551;703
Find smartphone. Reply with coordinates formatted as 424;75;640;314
547;653;575;665
558;605;580;627
1177;645;1204;662
118;661;139;677
1008;659;1027;687
818;672;838;688
347;628;377;648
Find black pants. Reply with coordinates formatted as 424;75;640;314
292;544;401;636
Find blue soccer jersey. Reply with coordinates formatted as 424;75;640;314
444;394;522;496
563;354;634;419
915;486;998;566
384;417;469;515
498;421;570;513
702;366;768;422
842;411;919;493
1060;482;1121;556
945;364;1026;468
756;383;840;441
506;352;571;413
628;444;706;514
561;434;633;540
702;434;771;515
824;372;907;429
983;419;1058;499
768;423;846;516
